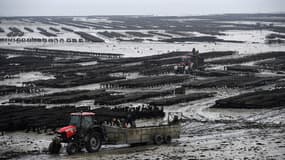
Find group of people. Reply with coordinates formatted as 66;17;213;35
102;104;164;128
109;114;136;128
111;104;164;118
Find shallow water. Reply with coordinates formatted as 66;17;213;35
0;72;55;87
1;25;285;58
77;61;98;66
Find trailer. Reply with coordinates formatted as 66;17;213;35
48;112;181;155
105;122;180;145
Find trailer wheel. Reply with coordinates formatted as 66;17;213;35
66;142;78;155
48;140;61;154
86;132;102;153
153;134;163;145
164;135;172;144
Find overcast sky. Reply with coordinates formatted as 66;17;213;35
0;0;284;17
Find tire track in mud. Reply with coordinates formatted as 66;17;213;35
245;107;285;121
181;107;285;135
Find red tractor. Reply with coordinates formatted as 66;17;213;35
48;112;104;155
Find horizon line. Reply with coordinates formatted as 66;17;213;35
1;12;285;18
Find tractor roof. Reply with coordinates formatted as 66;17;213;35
70;112;95;116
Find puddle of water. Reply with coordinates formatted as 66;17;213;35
77;61;98;66
217;30;274;43
6;54;21;59
0;72;55;87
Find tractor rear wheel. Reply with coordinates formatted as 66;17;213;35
66;142;78;155
86;132;102;153
48;140;61;154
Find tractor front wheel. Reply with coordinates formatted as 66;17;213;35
48;140;61;154
66;142;78;155
86;132;102;153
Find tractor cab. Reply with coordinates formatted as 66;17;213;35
69;112;96;129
